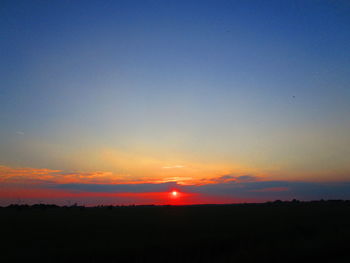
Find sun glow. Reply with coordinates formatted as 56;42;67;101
171;190;178;197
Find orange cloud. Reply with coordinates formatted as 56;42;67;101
0;163;266;187
0;165;61;183
0;165;129;185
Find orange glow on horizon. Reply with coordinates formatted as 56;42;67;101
0;184;259;206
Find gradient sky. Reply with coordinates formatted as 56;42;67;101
1;0;350;205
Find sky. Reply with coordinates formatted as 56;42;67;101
1;0;350;205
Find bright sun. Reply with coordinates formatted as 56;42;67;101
171;190;178;197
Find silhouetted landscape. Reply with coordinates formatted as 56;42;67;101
2;200;350;262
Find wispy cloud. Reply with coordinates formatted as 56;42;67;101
53;182;178;193
198;174;259;185
15;131;24;135
162;165;185;169
0;165;61;183
0;165;129;184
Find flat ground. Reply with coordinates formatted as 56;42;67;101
1;201;350;262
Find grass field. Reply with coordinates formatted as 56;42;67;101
1;200;350;262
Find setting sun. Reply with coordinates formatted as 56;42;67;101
171;191;178;197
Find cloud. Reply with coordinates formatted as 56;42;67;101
204;174;259;184
0;165;61;183
45;180;350;202
252;187;289;192
0;165;129;184
2;165;350;204
52;182;178;193
214;175;236;182
186;180;350;200
15;131;24;135
235;175;258;182
162;165;184;169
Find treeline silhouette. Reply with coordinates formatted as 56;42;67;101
1;200;350;262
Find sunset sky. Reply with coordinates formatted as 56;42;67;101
1;0;350;205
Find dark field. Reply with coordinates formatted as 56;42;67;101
1;200;350;263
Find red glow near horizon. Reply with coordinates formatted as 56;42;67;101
0;187;257;206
